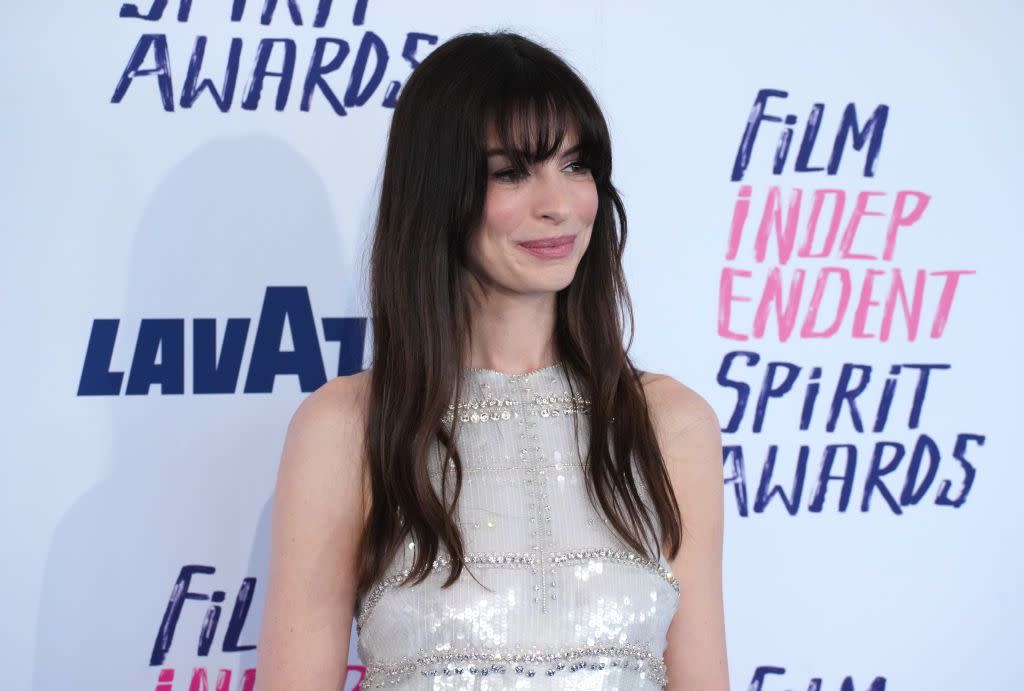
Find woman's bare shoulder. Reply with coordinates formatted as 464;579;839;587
279;368;373;513
630;370;720;446
638;369;720;440
292;368;372;435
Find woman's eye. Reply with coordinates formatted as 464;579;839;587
565;160;591;174
493;168;526;181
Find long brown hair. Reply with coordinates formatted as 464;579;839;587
358;31;682;598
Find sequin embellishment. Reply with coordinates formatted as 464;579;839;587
355;548;678;632
360;641;667;688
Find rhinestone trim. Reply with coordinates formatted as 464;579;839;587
429;459;587;478
356;547;678;632
441;391;591;424
551;548;678;589
516;372;556;613
360;641;667;688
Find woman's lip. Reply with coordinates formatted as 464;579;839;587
518;234;576;248
518;234;576;259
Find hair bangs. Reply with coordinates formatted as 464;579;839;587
484;66;608;180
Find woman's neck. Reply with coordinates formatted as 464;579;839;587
464;288;559;374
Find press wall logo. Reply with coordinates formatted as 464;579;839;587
111;0;439;114
716;89;986;516
150;565;258;690
148;564;367;690
78;287;367;395
749;665;886;691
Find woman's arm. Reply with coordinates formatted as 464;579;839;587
643;373;730;691
255;373;371;691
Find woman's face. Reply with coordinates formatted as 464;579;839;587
466;127;598;297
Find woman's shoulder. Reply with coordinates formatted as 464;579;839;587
283;367;373;452
278;368;374;523
637;369;723;536
290;368;372;439
637;368;721;440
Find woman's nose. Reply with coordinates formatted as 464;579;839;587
533;168;571;224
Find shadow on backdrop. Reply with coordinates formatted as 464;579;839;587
31;135;364;689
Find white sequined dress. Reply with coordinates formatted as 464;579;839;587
355;363;680;689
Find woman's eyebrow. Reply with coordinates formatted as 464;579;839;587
485;144;582;158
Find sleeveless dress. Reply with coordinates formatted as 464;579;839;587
355;363;680;689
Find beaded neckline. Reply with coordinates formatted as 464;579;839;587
462;361;565;378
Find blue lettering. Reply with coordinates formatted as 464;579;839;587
731;90;889;180
900;363;949;428
119;0;165;20
150;564;216;665
78;287;367;396
731;88;788;182
193;318;250;394
794;103;826;173
899;434;941;506
244;286;326;393
344;31;387;107
935;433;982;507
861;441;904;513
78;319;124;395
111;33;175;111
126;318;185;395
302;38;351;114
754;361;800;432
716;350;758;433
808;444;857;512
754;445;808;515
828;103;889;176
260;0;304;25
826;364;871;432
181;36;243;111
222;577;258;652
241;39;297;111
748;664;886;690
722;445;749;517
322;316;368;376
748;666;785;690
383;32;439;107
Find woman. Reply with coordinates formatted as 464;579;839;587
256;31;728;690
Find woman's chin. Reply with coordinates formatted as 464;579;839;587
524;274;578;295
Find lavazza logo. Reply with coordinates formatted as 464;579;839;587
78;287;368;395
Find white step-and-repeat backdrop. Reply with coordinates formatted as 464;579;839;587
4;1;1019;689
